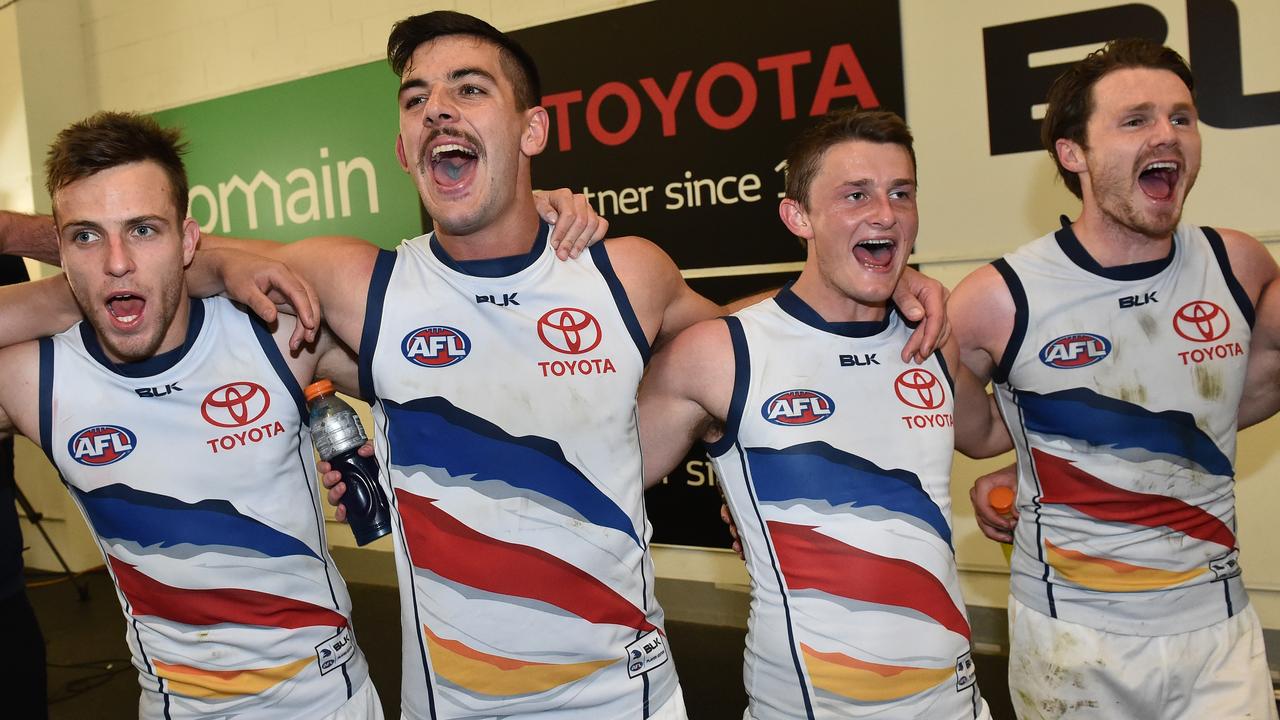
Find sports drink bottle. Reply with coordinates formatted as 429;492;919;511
989;485;1016;565
305;379;391;545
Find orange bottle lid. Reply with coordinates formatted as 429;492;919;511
303;379;335;402
989;486;1016;515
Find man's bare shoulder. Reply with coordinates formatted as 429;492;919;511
599;235;676;273
1214;227;1277;303
0;338;45;440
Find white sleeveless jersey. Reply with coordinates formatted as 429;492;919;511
709;288;984;719
40;296;367;719
993;221;1251;635
360;224;676;719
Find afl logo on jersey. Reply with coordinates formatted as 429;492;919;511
1039;333;1112;369
537;307;602;355
68;425;137;466
762;390;835;426
894;369;947;410
1173;301;1230;342
402;326;471;367
201;382;271;428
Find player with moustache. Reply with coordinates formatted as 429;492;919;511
637;108;1011;720
958;39;1280;718
187;11;950;720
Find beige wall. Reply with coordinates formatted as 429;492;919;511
4;0;1280;629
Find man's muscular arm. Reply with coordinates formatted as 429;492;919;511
0;211;59;265
945;333;1012;459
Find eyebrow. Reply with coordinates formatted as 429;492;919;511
398;67;498;96
62;215;170;233
838;178;916;189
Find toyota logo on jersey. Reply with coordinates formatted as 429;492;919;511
201;382;272;428
537;307;602;355
69;425;137;466
1039;333;1112;369
1173;300;1230;342
403;326;472;367
762;389;835;426
894;369;946;410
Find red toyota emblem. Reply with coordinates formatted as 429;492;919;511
537;307;602;355
1172;301;1229;343
894;369;945;410
201;382;271;428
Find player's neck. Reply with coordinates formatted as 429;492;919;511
432;191;541;261
790;270;888;324
1071;207;1174;267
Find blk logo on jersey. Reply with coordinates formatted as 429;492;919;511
403;326;471;368
762;390;835;426
201;382;271;428
69;425;137;466
1173;301;1230;342
1039;333;1112;369
537;307;602;354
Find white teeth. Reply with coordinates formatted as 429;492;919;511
858;239;893;248
1144;161;1177;171
117;315;138;323
431;143;476;159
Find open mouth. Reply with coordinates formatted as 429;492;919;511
1138;161;1179;201
853;238;896;270
106;293;145;330
428;141;479;189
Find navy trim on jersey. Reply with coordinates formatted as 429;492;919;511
934;347;955;394
738;444;816;719
80;297;205;378
429;221;549;278
359;249;397;403
38;337;54;463
774;282;892;337
1054;221;1176;281
706;317;749;457
990;259;1027;385
1202;226;1256;328
590;241;651;364
249;310;307;422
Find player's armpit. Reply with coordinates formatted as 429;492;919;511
1238;279;1280;429
948;263;1016;384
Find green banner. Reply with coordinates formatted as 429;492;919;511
152;62;422;248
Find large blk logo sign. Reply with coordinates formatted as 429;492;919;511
984;1;1280;156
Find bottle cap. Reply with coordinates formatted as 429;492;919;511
989;486;1015;515
304;379;335;402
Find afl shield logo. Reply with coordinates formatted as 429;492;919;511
1173;301;1230;342
69;425;137;466
762;389;835;426
537;307;602;355
894;369;946;410
1039;333;1112;369
201;382;271;428
403;326;471;367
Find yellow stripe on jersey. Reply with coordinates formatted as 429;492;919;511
1045;539;1207;591
153;656;312;699
424;624;616;697
800;643;952;702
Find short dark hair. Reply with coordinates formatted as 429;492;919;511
784;108;916;208
45;111;189;221
387;11;542;110
1041;38;1195;199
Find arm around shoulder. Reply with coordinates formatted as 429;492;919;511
948;263;1016;383
602;236;720;349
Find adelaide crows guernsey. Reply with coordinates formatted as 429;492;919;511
993;221;1251;635
709;287;984;719
360;223;675;719
41;296;366;718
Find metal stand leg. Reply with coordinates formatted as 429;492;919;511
13;483;88;601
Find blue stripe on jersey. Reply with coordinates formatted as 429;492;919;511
249;309;306;422
1055;222;1175;281
590;241;651;365
72;483;321;560
1014;387;1232;477
430;222;548;277
748;441;952;546
934;346;955;394
383;396;642;546
1202;226;1255;328
38;336;53;463
990;258;1027;385
706;316;750;457
359;249;397;402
